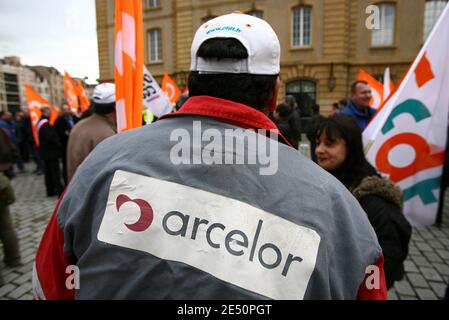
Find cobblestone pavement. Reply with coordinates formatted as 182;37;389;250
0;162;448;300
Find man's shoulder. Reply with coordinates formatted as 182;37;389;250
339;105;353;115
71;115;100;133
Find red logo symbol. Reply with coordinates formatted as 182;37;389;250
116;195;154;232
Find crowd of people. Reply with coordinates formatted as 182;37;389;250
1;12;448;299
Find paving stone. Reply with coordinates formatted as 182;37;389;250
416;242;434;252
415;288;438;300
394;279;416;296
15;262;33;275
436;249;449;260
412;255;432;267
420;267;444;282
427;240;444;250
399;295;419;300
430;230;446;238
423;251;444;263
419;232;436;240
408;246;421;256
7;283;31;299
404;260;419;273
2;272;20;283
20;247;36;259
407;273;430;288
0;284;16;298
429;282;448;299
21;253;35;264
434;263;449;276
12;273;31;286
18;293;33;300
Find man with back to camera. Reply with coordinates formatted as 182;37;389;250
66;83;117;182
339;81;376;131
37;107;64;197
33;13;387;300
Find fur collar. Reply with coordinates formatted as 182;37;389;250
351;175;403;210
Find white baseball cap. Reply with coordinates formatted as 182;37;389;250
92;83;116;104
191;12;280;75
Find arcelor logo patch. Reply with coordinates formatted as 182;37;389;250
98;170;321;300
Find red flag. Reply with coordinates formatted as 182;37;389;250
64;71;79;114
114;0;144;132
357;69;385;110
24;84;59;146
162;74;181;105
76;80;91;113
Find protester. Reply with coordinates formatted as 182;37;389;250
274;103;296;147
37;107;64;197
339;81;376;131
22;109;44;175
0;111;23;175
175;92;189;112
66;83;117;181
34;13;387;300
285;95;301;148
306;104;326;163
338;98;348;111
330;102;339;117
14;111;27;170
315;115;412;289
0;127;21;272
54;104;77;185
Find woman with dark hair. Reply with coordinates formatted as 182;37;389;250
315;115;412;290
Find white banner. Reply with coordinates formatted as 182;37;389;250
363;4;449;226
143;66;173;118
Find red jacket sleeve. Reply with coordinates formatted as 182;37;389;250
33;193;76;300
357;254;388;300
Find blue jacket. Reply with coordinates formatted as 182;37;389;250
339;100;376;131
0;119;20;145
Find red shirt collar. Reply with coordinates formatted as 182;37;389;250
161;96;291;146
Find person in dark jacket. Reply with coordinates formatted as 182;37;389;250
285;95;301;148
274;103;296;147
315;115;412;289
23;109;44;174
306;104;326;163
37;107;64;197
0;127;22;276
54;104;77;185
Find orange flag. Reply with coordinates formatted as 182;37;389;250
162;74;181;105
64;71;79;114
357;69;385;110
114;0;144;133
76;80;91;113
24;84;59;146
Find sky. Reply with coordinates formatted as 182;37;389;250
0;0;99;84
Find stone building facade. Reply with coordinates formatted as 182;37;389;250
96;0;447;115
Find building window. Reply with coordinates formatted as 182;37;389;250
371;3;395;46
292;6;312;48
148;0;160;8
424;0;448;41
247;10;263;19
286;80;316;117
148;29;162;62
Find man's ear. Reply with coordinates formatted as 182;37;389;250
264;77;281;114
